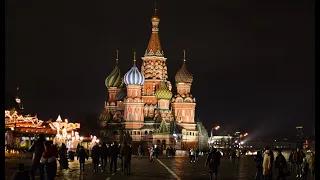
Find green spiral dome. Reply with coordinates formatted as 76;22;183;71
105;63;122;88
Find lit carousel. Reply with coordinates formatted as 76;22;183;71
5;110;99;157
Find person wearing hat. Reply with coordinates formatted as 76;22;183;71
12;163;30;180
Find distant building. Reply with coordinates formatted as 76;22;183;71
208;135;233;149
296;126;304;149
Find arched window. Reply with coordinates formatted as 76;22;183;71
133;131;136;135
145;131;148;134
137;131;140;135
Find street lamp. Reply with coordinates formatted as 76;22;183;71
211;125;220;137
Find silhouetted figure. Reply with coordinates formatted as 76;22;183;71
254;150;263;180
109;141;120;174
58;143;68;169
100;142;109;171
29;134;45;180
40;141;57;180
120;142;132;175
205;148;221;180
275;149;287;180
77;146;88;171
91;143;100;172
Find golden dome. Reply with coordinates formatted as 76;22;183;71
155;81;172;100
151;15;160;22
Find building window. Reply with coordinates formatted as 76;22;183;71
133;131;136;135
137;131;140;135
145;131;148;134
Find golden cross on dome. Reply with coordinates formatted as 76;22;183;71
133;51;136;64
154;2;157;15
183;50;186;62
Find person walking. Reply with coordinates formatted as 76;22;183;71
137;145;142;157
288;150;295;172
40;141;57;180
148;146;155;162
263;148;272;180
293;148;305;177
58;143;68;170
91;143;100;173
195;148;200;162
109;141;120;175
205;147;222;180
77;146;88;171
301;156;309;180
190;148;195;163
275;149;287;180
100;142;108;172
230;149;236;166
254;150;263;180
120;142;132;175
307;151;315;180
29;134;46;180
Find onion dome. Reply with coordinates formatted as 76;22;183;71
155;81;172;100
119;78;125;88
124;51;145;85
105;50;122;88
115;87;127;101
151;7;160;22
175;50;193;83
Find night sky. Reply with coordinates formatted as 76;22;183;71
5;0;315;140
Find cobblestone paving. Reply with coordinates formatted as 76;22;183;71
5;156;313;180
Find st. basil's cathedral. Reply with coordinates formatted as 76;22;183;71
100;8;198;150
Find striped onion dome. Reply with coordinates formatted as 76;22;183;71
124;52;145;85
155;81;172;100
115;87;127;101
175;52;193;83
105;52;122;88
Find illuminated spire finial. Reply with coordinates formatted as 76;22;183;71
116;50;119;64
183;50;186;62
154;2;157;15
133;51;136;65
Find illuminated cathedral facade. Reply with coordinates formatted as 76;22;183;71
101;8;198;150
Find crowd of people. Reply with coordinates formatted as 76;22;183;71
253;147;315;180
11;134;315;180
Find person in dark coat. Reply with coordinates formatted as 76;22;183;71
77;146;88;171
120;142;132;175
13;163;30;180
91;143;100;172
58;143;68;169
205;147;222;180
100;142;108;171
29;134;46;180
275;149;287;180
293;148;305;178
254;150;263;180
40;141;57;180
109;141;120;174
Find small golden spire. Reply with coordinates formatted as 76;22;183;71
116;50;119;64
183;50;186;62
133;51;136;64
151;2;160;22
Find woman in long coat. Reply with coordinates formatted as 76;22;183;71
263;149;272;180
